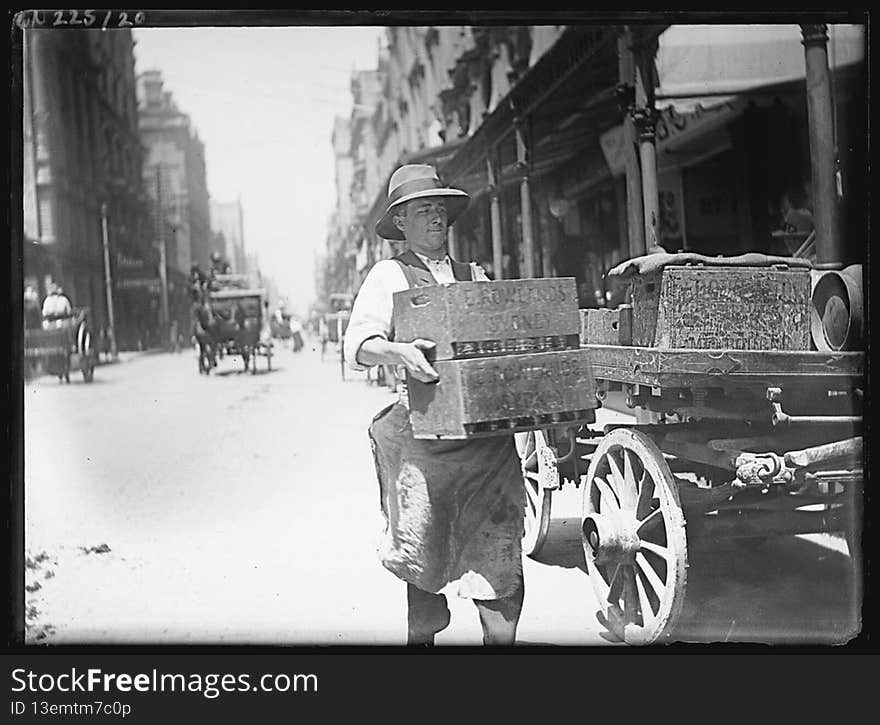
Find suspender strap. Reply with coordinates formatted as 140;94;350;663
394;251;432;288
451;259;473;282
393;250;474;288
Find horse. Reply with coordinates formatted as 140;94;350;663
192;300;218;374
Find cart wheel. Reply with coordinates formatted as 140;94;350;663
514;429;556;558
581;429;687;645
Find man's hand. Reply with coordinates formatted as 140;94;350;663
356;336;440;383
396;339;439;383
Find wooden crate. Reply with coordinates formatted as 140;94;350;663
580;305;632;345
407;348;597;439
630;265;811;350
393;277;580;360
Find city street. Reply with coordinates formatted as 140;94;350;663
23;337;860;646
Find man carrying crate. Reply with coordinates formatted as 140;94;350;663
344;165;525;646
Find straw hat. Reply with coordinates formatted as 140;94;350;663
375;164;469;241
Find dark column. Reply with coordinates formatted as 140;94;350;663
632;29;660;253
617;28;645;258
801;24;843;268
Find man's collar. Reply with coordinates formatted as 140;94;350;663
412;251;449;264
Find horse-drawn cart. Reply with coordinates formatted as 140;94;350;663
514;258;864;645
24;308;97;383
321;292;352;380
195;275;273;375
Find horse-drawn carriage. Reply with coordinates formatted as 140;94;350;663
193;274;273;375
24;307;97;383
512;256;864;645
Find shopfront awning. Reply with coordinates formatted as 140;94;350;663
440;25;638;194
655;23;865;104
598;23;866;176
600;96;747;176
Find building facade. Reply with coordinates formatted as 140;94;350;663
210;198;247;274
324;23;866;314
322;26;566;301
23;27;153;348
137;69;214;274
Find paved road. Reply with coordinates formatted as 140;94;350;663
23;339;860;645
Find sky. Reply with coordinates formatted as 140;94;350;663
132;25;386;317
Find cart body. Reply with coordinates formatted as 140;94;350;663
24;308;97;383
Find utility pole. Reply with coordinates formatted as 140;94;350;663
155;166;170;341
100;203;118;360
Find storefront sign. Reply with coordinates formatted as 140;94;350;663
599;99;743;176
115;252;147;269
116;278;161;293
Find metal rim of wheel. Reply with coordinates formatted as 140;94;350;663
581;428;687;645
514;429;555;558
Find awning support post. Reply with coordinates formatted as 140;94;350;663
634;108;660;251
617;28;646;258
515;117;536;278
632;29;660;253
487;153;504;279
801;24;843;268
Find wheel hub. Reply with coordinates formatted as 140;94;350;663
582;512;641;566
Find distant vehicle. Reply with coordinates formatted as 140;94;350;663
24;307;97;383
322;292;353;379
193;276;273;375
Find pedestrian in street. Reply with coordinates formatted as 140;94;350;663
344;164;525;646
40;282;73;329
24;283;42;329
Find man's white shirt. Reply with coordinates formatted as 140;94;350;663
344;253;488;371
41;294;72;318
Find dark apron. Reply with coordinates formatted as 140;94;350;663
367;251;523;600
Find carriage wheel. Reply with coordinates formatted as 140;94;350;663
581;429;687;645
514;429;556;558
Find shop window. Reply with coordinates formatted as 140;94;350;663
682;151;742;256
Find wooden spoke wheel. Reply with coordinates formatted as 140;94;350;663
515;429;557;558
581;429;687;645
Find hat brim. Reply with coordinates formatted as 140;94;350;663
375;189;470;241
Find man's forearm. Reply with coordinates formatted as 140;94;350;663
356;336;405;368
